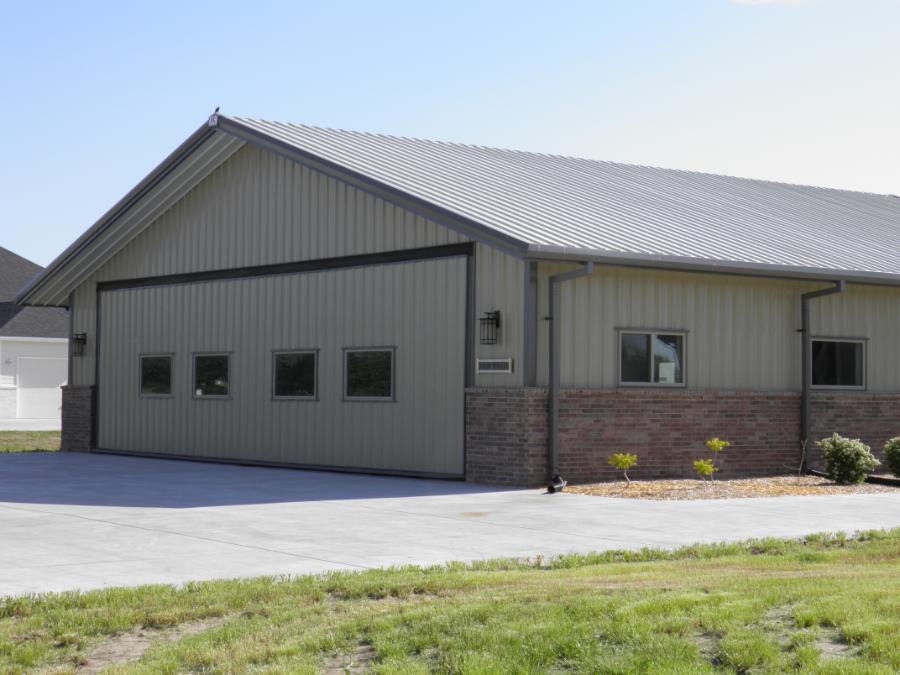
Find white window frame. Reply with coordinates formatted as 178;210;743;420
343;347;396;402
192;352;231;400
138;353;174;398
271;349;318;401
809;337;867;391
617;329;687;388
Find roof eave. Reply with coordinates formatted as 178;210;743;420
526;244;900;288
15;122;219;307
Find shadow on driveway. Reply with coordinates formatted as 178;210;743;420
0;452;508;509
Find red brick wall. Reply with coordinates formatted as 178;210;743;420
465;388;548;486
465;387;900;486
809;392;900;469
465;388;804;485
557;390;802;482
61;385;94;452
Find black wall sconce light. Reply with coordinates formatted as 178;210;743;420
479;310;501;345
71;333;87;357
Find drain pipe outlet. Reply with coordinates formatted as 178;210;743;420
547;261;594;493
800;280;846;470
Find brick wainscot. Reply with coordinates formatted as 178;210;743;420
465;388;900;486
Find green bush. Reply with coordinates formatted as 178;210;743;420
693;458;718;480
706;437;731;454
883;437;900;477
608;452;638;483
693;437;730;481
817;433;880;484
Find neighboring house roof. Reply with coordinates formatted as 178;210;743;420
0;247;67;338
17;114;900;306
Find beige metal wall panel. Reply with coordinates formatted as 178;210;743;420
71;283;96;386
536;264;900;392
93;144;465;281
97;257;466;475
70;143;469;385
473;243;525;387
810;285;900;391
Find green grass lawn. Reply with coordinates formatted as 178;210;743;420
0;431;60;453
1;530;899;673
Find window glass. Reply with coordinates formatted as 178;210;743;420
140;356;172;395
653;334;684;384
194;354;229;397
346;350;393;399
620;332;684;385
274;352;316;398
620;333;650;383
812;340;863;387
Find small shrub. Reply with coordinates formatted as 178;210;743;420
883;437;900;477
608;452;638;483
693;459;718;481
706;437;731;454
694;437;730;481
817;433;880;484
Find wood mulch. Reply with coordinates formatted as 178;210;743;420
566;475;897;501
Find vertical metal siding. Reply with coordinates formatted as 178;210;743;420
473;243;525;387
97;257;466;475
536;264;900;392
812;285;900;391
71;144;468;386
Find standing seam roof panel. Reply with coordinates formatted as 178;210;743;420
233;117;900;278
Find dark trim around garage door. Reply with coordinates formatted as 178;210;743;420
96;242;474;291
92;242;474;479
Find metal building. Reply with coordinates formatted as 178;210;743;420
17;114;900;485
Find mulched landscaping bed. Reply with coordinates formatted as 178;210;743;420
567;475;898;500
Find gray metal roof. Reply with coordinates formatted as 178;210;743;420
18;114;900;307
230;117;900;281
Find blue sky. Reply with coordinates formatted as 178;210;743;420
2;0;899;266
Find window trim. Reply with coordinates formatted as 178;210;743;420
809;336;867;391
617;328;687;388
138;353;174;398
271;349;319;401
192;351;232;400
343;346;397;402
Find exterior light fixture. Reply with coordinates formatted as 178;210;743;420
71;333;87;357
479;310;501;345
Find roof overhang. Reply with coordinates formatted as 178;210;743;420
16;123;245;307
527;244;900;288
18;113;900;307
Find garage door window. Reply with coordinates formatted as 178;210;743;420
140;355;172;396
273;350;317;399
194;354;229;398
345;348;394;400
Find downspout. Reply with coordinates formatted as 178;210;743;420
800;280;846;470
547;261;594;492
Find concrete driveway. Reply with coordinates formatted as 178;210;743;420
2;452;899;597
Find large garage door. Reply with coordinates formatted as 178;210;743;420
97;255;467;477
17;357;67;419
